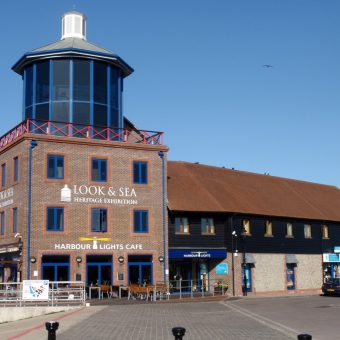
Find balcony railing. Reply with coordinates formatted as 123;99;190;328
0;119;164;150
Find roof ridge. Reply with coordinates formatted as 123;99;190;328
168;160;338;190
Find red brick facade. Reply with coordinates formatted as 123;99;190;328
0;134;168;285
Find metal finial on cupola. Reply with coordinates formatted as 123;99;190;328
61;11;87;40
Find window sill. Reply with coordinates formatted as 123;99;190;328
175;232;190;235
285;235;294;238
264;234;274;238
322;237;330;240
201;233;216;236
304;236;313;239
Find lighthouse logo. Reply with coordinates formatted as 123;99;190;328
79;237;111;249
61;185;72;202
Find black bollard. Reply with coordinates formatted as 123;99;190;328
297;334;312;340
172;327;186;340
45;321;59;340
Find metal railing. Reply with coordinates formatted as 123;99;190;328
0;281;86;307
168;279;229;299
0;119;164;149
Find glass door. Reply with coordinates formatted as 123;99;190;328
286;264;295;290
128;255;153;285
242;265;252;292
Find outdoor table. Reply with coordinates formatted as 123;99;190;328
89;286;101;299
119;285;129;299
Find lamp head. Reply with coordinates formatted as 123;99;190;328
30;140;38;148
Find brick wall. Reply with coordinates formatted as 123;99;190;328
0;134;168;284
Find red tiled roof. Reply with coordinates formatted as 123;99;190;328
167;161;340;222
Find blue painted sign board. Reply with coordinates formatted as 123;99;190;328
169;249;227;259
216;263;228;275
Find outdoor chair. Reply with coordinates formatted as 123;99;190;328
100;285;112;298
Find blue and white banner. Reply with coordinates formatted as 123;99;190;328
169;249;227;259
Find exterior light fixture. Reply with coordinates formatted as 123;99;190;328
30;257;37;263
118;256;124;264
76;256;82;263
158;256;164;263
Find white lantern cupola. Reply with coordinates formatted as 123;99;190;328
61;11;86;40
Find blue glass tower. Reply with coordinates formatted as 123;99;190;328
12;11;133;131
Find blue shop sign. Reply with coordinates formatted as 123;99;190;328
323;253;340;263
334;246;340;253
169;249;227;259
216;263;228;275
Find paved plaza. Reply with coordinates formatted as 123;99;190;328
0;295;339;340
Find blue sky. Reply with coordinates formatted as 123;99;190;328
0;1;339;186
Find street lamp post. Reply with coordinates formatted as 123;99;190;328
231;230;237;296
27;139;37;280
241;227;247;296
158;151;167;285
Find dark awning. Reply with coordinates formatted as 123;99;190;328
245;253;256;264
286;254;298;264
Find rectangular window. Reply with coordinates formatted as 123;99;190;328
265;220;273;236
175;217;189;234
47;155;64;179
304;224;312;238
1;164;6;187
91;208;107;232
201;218;215;234
13;157;19;182
286;223;293;237
134;210;149;233
0;212;4;235
133;161;148;184
13;208;17;233
91;158;107;182
322;224;329;239
47;207;64;231
243;219;251;235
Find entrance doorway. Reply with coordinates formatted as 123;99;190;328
323;263;339;282
242;264;252;292
286;264;295;290
128;255;152;285
42;255;70;281
86;255;113;285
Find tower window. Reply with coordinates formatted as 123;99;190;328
47;155;64;179
13;208;18;233
91;208;107;232
1;163;6;188
47;207;64;231
91;158;107;182
13;157;19;182
0;212;4;235
134;210;149;233
133;161;148;184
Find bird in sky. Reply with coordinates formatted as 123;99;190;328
262;64;273;68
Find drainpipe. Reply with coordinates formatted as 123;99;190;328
158;151;167;284
27;139;37;279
